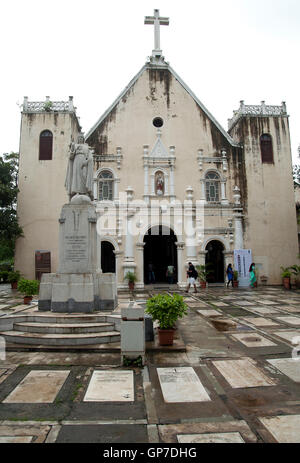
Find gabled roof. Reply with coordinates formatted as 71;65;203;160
85;62;239;147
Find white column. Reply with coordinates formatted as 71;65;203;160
143;145;149;203
122;187;137;277
176;242;185;287
233;186;244;249
184;187;198;266
221;181;229;204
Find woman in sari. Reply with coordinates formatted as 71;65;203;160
249;263;257;288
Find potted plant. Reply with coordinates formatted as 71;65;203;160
281;267;292;290
290;265;300;289
0;270;9;284
145;293;188;346
124;271;137;291
7;270;21;289
196;264;211;289
260;275;268;286
17;278;40;304
233;270;239;288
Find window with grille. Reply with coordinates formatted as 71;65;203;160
39;130;53;160
98;170;114;201
260;134;274;164
205;172;220;202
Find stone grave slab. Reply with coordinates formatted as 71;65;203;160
248;307;279;314
237;301;256;306
212;358;275;388
83;370;134;402
259;415;300;443
177;432;245;443
3;370;70;403
273;331;300;345
279;299;300;304
257;300;279;305
0;305;9;310
157;367;211;403
278;306;300;313
212;302;228;307
267;358;300;382
276;316;300;326
242;317;279;327
231;333;277;347
197;309;221;317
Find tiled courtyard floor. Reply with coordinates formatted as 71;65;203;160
0;284;300;443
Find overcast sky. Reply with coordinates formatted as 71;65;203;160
1;0;299;163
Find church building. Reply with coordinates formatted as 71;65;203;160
14;10;298;288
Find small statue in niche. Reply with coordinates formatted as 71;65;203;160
155;171;164;196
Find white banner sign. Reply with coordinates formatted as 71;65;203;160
234;250;252;287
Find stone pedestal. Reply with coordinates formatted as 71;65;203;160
38;198;117;313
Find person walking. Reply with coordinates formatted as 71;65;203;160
226;264;234;288
186;262;198;293
148;263;155;284
166;264;175;285
249;263;257;288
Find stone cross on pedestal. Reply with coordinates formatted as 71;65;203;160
144;9;169;55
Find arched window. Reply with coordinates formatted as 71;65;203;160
98;170;114;201
260;134;274;164
205;171;220;202
39;130;53;160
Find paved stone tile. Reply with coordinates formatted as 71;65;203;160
278;306;300;313
157;367;211;403
55;424;148;443
242;317;280;327
237;301;256;306
259;415;300;443
267;359;300;382
177;432;245;443
248;307;280;314
158;421;257;443
0;424;50;443
84;370;134;402
231;333;277;347
276;316;300;326
3;370;70;403
212;358;276;388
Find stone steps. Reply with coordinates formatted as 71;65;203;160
0;310;121;347
0;330;120;346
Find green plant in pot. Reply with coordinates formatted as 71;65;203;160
17;278;40;304
124;271;137;291
7;270;21;289
233;270;239;288
196;264;212;288
145;293;188;346
289;265;300;289
280;267;292;290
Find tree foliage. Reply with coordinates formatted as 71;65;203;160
0;152;23;261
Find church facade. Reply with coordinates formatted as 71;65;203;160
14;11;298;288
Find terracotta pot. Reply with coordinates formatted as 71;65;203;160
283;277;291;290
158;328;175;346
233;280;239;288
200;281;206;289
23;296;33;304
128;282;135;291
11;281;18;290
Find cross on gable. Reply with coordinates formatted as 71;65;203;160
144;9;169;54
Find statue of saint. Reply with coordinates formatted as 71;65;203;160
65;134;94;201
155;171;164;196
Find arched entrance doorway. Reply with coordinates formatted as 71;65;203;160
101;241;115;273
205;240;224;283
143;225;178;284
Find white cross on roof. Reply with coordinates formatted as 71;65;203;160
144;9;169;54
